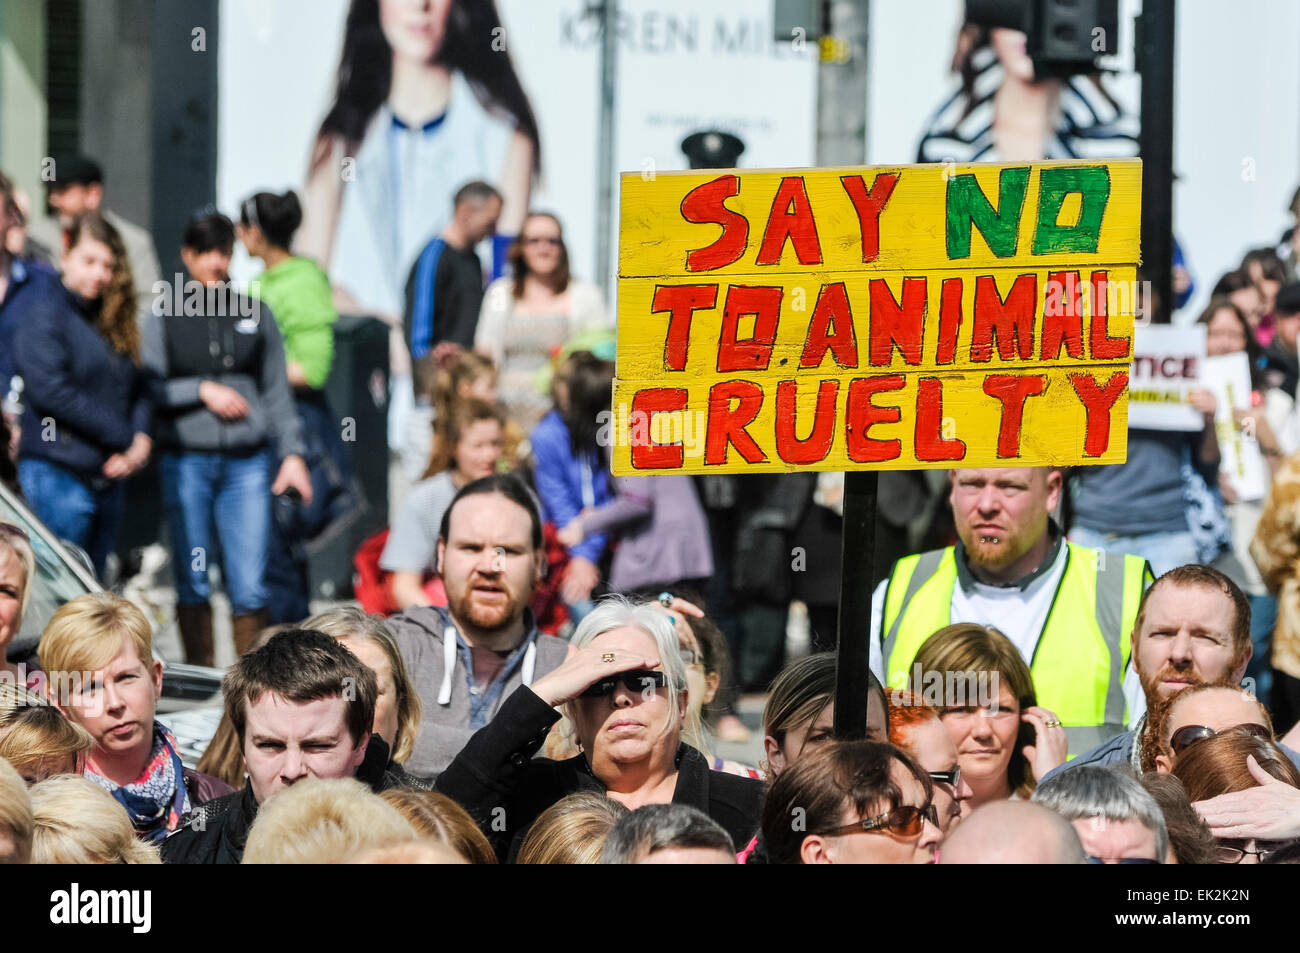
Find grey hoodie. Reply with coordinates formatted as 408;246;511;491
386;605;569;781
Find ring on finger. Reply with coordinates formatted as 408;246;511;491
601;652;616;663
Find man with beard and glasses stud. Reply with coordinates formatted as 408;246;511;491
387;474;569;782
1042;564;1300;780
871;467;1153;758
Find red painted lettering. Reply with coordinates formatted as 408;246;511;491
1041;270;1084;361
652;284;717;371
629;388;688;469
1089;270;1130;360
840;172;899;264
717;285;783;372
845;375;904;462
681;175;748;272
1069;371;1128;456
936;277;963;365
971;274;1037;362
756;176;822;266
914;378;967;461
800;282;859;368
982;374;1047;457
868;277;927;367
704;380;767;465
774;380;838;464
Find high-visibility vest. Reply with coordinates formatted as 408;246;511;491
880;543;1150;756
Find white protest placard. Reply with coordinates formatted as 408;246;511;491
1203;352;1269;502
1127;325;1205;431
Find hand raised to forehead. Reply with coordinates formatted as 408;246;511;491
530;644;660;708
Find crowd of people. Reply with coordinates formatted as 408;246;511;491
4;116;1300;863
2;459;1300;864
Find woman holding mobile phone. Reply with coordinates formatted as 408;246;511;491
913;623;1068;815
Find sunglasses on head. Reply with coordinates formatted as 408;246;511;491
817;803;939;839
1169;722;1271;755
581;669;667;698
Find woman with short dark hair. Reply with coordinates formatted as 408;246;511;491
141;210;313;663
237;189;359;624
761;740;942;865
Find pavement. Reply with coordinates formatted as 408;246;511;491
712;694;769;769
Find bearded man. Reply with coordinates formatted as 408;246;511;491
870;468;1153;757
1039;564;1300;778
387;474;569;781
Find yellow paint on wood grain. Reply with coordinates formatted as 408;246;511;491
609;366;1129;475
612;159;1140;475
616;265;1137;379
618;159;1141;278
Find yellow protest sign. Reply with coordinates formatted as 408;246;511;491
611;159;1141;475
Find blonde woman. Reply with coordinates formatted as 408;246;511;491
38;593;233;841
0;683;93;784
29;775;161;863
0;522;37;688
515;792;628;865
0;757;33;863
242;777;416;864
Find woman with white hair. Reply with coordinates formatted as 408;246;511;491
436;595;763;862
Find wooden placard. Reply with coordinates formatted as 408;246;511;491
612;159;1141;475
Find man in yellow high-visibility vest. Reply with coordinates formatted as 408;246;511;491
869;467;1153;757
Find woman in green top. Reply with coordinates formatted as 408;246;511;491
237;191;337;389
238;189;354;623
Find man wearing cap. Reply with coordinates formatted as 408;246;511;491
28;153;161;313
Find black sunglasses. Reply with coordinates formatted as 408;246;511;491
581;669;668;698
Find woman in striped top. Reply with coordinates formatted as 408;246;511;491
916;25;1138;165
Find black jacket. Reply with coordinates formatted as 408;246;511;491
161;736;420;864
435;685;763;862
14;283;151;474
139;289;305;458
161;782;257;865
